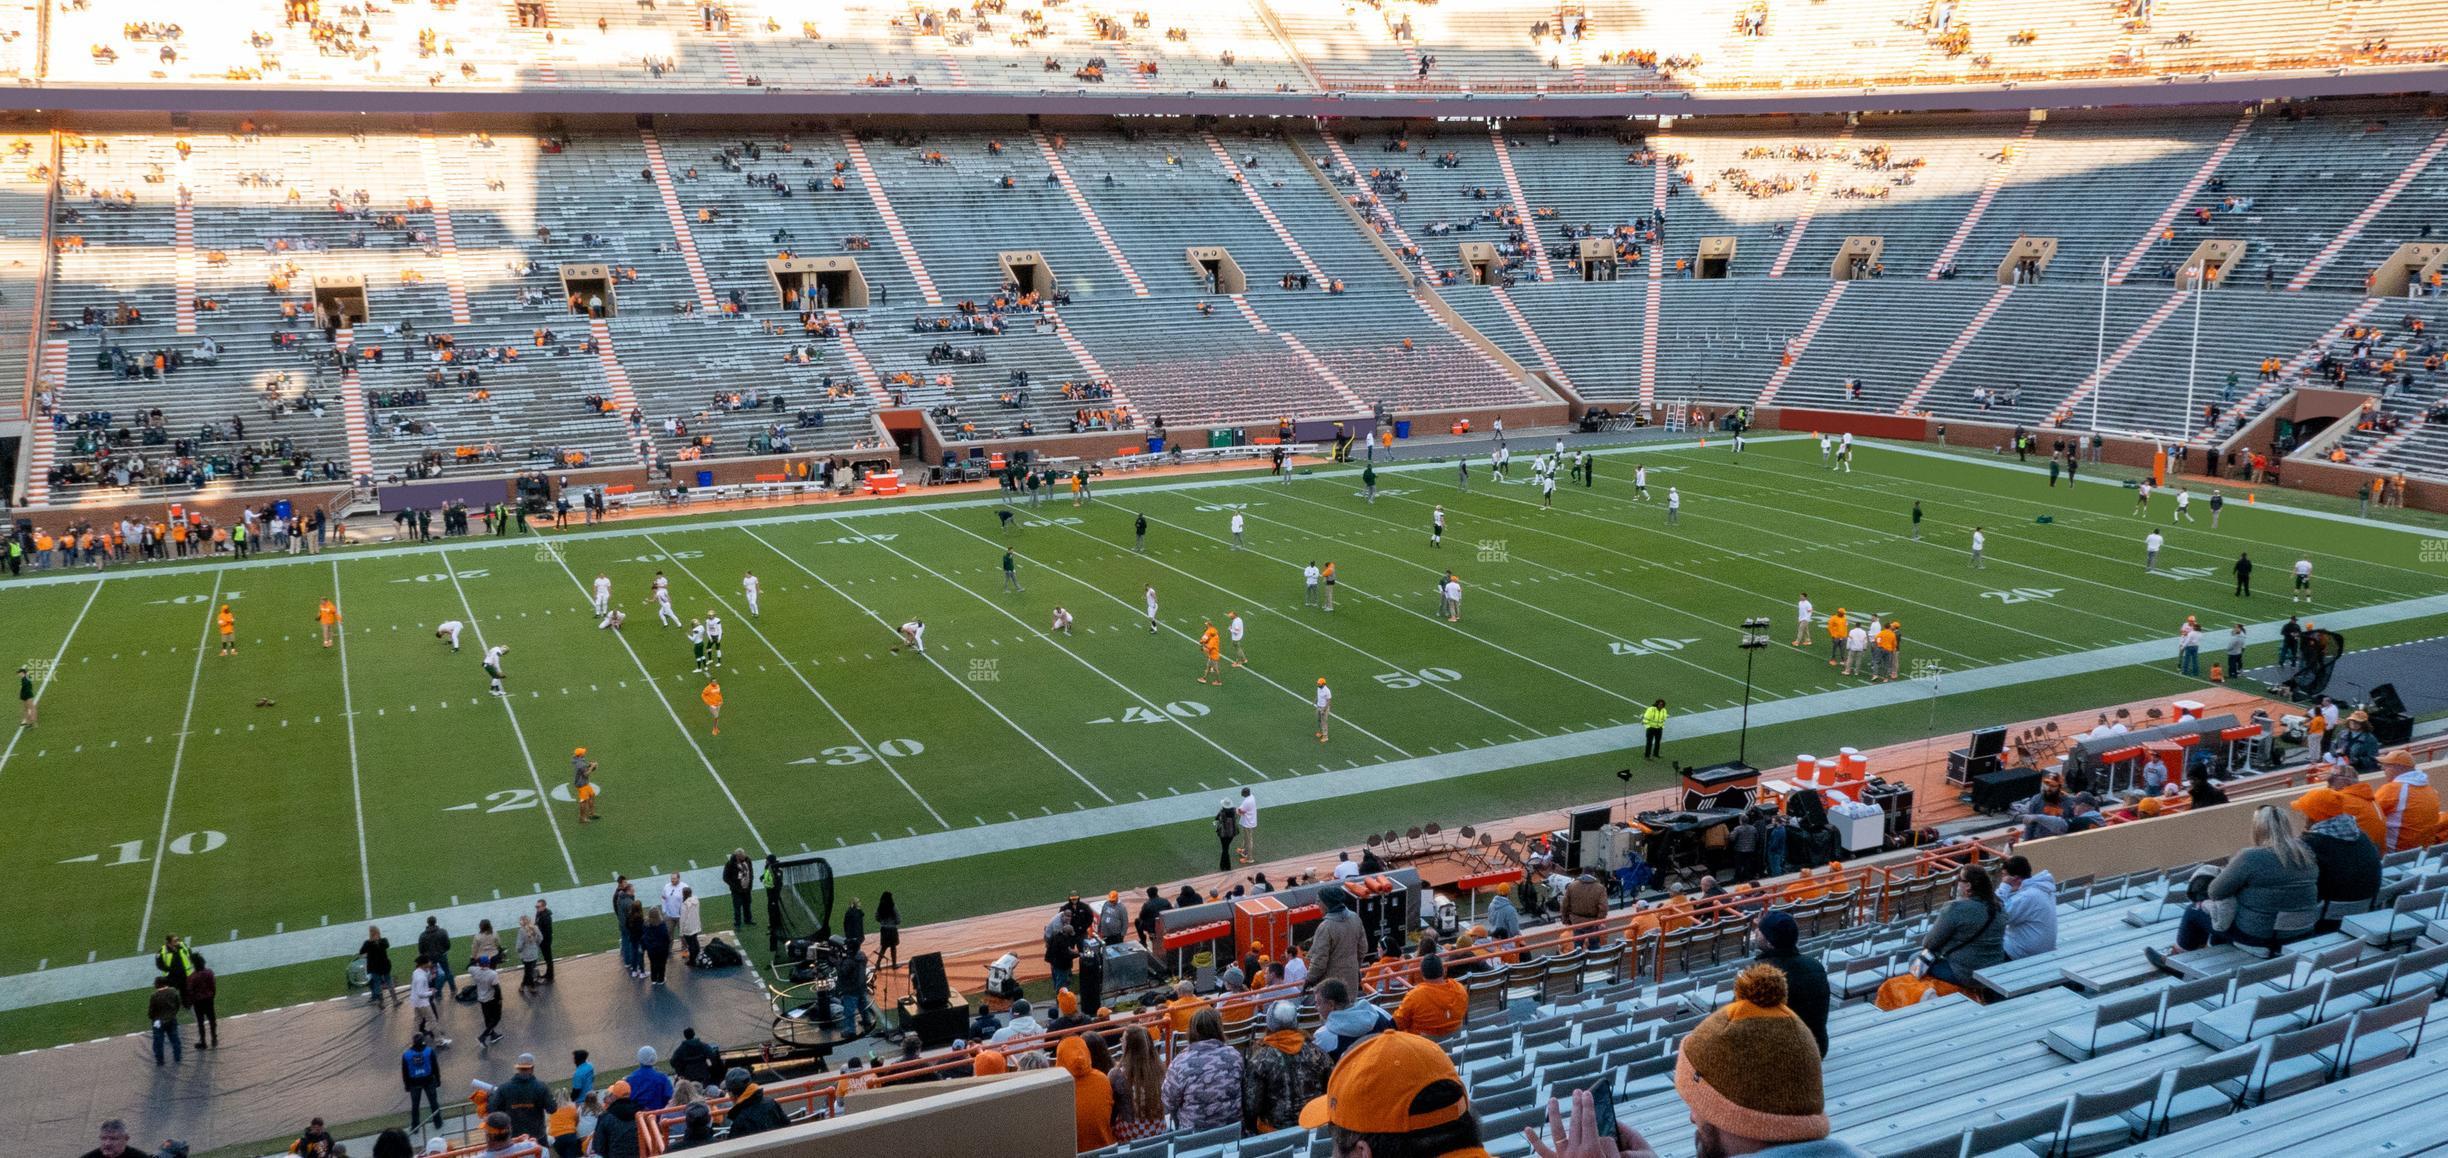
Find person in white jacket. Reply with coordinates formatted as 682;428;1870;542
677;886;704;966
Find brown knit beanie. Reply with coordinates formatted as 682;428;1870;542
1673;964;1830;1143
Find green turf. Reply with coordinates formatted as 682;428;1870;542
1;435;2441;1044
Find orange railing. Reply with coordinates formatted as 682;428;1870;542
670;839;2010;1115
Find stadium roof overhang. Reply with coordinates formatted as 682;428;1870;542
11;66;2448;120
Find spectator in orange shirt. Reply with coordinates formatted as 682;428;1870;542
1390;953;1467;1039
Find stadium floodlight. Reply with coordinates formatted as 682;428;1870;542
1736;619;1774;764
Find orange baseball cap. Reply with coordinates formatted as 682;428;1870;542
1299;1031;1469;1132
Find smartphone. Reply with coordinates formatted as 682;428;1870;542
1587;1081;1618;1137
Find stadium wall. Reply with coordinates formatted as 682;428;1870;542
680;1070;1075;1158
1758;407;1931;442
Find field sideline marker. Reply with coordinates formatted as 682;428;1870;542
134;573;223;952
328;562;377;920
441;550;583;887
0;579;102;786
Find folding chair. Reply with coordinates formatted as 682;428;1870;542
2251;1017;2349;1103
2144;1043;2263;1136
1233;1130;1309;1158
1962;1100;2070;1157
2051;1075;2159;1157
2339;990;2432;1076
2045;987;2163;1061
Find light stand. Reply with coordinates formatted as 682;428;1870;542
1736;618;1772;765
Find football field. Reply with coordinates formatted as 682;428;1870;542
3;435;2446;993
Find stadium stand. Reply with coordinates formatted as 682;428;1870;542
16;0;2448;102
26;98;2448;512
336;744;2448;1158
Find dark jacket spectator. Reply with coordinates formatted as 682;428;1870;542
721;1069;792;1137
2297;789;2383;914
589;1085;644;1158
1919;868;2009;985
669;1029;721;1085
1749;911;1830;1057
493;1057;557;1142
2204;807;2323;943
1561;873;1610;925
1240;1001;1332;1133
1304;886;1364;995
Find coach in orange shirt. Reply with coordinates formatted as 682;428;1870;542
1824;609;1848;667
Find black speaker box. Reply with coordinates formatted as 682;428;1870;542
908;951;952;1010
897;999;968;1048
2369;683;2410;718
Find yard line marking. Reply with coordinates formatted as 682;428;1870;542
135;573;222;953
440;550;583;887
1666;451;2313;622
1160;495;1741;702
0;438;1814;597
37;587;2439;1010
1712;443;2438;599
0;579;101;787
328;562;376;920
743;528;1114;805
535;546;768;850
799;525;1278;783
652;532;957;825
1368;478;2046;665
918;511;1414;757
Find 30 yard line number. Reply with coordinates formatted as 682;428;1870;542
788;740;926;765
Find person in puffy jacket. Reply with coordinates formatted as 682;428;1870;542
2296;787;2382;926
587;1081;642;1158
1159;1008;1243;1131
719;1067;791;1138
2379;750;2439;852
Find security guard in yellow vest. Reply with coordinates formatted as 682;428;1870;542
1642;699;1668;760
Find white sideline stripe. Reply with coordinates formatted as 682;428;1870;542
1728;442;2447;598
916;510;1413;758
0;435;1809;594
0;579;102;786
329;562;376;920
134;573;222;952
1526;457;2182;640
1660;453;2274;624
442;549;583;887
25;586;2448;1012
650;531;957;826
533;543;768;850
740;525;1112;806
1867;438;2439;540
